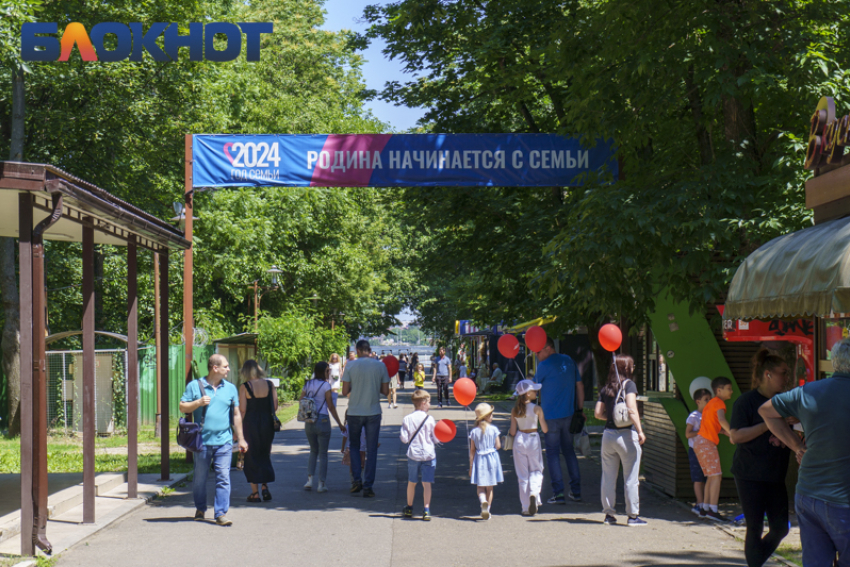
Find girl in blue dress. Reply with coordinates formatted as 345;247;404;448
469;403;504;519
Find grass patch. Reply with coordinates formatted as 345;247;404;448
0;407;297;475
775;543;802;566
277;402;298;425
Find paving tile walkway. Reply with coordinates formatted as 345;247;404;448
54;383;781;567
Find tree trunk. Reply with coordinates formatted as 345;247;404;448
3;66;25;436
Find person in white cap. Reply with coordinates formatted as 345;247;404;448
510;380;549;516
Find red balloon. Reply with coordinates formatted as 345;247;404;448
452;377;477;407
498;334;520;358
383;355;399;377
434;419;457;443
525;325;548;352
599;324;623;352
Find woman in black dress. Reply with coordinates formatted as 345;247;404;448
238;359;278;502
729;349;792;566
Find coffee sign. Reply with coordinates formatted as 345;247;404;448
806;96;849;170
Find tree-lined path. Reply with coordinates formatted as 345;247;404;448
56;384;771;567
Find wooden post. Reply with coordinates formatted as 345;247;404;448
82;219;95;523
19;194;33;556
31;221;47;545
159;250;170;481
153;252;161;438
127;237;138;498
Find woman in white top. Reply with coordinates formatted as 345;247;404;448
328;353;343;393
509;379;548;516
299;361;344;493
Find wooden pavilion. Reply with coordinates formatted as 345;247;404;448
0;162;189;555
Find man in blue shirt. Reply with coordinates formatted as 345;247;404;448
180;354;247;526
760;339;850;566
534;338;584;504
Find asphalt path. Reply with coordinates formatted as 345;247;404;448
56;383;771;567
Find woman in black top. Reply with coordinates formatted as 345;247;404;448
729;349;792;567
238;359;278;502
594;354;647;526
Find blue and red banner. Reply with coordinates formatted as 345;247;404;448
192;134;617;188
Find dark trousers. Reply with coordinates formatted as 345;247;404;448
398;371;406;388
735;478;789;567
435;376;450;404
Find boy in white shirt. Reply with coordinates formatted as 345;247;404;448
685;388;712;516
400;389;438;520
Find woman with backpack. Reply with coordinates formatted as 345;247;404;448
299;361;344;493
594;354;647;526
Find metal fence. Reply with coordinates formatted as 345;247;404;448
46;349;127;435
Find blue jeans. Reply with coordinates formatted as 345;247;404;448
348;414;381;489
193;443;232;519
305;416;332;483
544;417;581;497
796;493;850;567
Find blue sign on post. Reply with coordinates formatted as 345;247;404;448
192;134;617;188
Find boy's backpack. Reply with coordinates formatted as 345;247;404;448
297;381;327;423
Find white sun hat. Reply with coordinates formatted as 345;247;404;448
515;379;542;396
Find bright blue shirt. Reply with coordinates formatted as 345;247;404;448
772;374;850;505
180;378;239;447
534;353;579;420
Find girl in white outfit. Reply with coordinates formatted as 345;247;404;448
509;380;548;516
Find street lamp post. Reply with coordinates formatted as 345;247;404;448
252;265;283;330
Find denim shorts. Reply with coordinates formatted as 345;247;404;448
688;447;706;483
407;458;436;483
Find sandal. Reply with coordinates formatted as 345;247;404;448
247;492;261;503
261;485;272;501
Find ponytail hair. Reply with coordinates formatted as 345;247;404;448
751;349;785;389
513;392;529;418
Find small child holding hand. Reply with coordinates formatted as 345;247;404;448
469;403;504;520
685;388;712;516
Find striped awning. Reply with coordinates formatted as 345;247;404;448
725;215;850;320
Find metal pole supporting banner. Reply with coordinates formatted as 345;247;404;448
184;134;194;465
19;193;34;556
82;219;96;524
154;252;161;438
127;237;138;498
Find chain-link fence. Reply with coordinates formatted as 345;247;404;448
46;349;128;435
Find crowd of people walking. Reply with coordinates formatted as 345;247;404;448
180;336;850;567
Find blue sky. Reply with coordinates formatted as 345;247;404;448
318;0;426;132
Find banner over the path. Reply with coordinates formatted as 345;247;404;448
192;134;617;188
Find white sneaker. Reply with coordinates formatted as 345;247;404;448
481;501;490;520
317;481;328;493
303;476;313;491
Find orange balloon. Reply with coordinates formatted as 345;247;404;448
452;377;477;407
599;324;622;352
434;419;456;443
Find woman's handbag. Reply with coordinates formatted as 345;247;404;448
502;434;514;451
176;379;207;453
268;380;282;432
613;379;633;428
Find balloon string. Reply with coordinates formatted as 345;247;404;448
513;358;526;381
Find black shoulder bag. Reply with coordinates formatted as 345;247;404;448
177;379;208;453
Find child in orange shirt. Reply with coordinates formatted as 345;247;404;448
693;376;734;522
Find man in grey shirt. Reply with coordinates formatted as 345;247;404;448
432;347;452;407
342;339;390;497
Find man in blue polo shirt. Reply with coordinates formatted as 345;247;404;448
760;338;850;566
535;337;584;504
180;354;248;526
